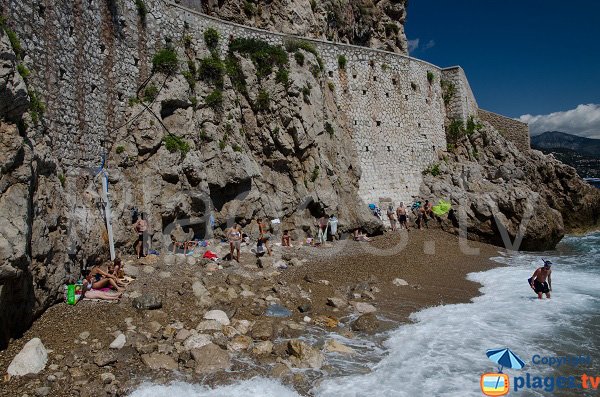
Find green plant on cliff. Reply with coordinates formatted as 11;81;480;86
310;165;320;182
275;67;290;88
328;81;335;91
384;23;400;36
163;134;190;154
422;163;441;177
183;35;193;49
205;89;223;109
204;28;220;51
229;38;288;79
441;79;456;106
427;71;435;84
446;119;465;144
198;55;224;88
232;144;243;153
143;84;158;102
466;115;483;134
58;173;66;188
116;145;125;154
243;1;255;16
284;38;323;72
152;48;178;75
128;96;140;106
224;54;247;94
28;90;45;124
294;51;305;66
182;70;195;90
325;122;334;137
0;18;23;59
302;83;311;103
338;55;347;70
135;0;147;24
17;64;30;79
256;89;270;112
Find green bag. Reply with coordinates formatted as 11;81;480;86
67;284;76;305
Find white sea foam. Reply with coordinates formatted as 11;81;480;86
130;234;600;397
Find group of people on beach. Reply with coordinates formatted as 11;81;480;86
382;200;435;231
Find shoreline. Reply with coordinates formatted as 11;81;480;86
0;229;502;396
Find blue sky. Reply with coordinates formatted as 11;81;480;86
405;0;600;138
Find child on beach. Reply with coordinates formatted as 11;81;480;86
282;230;292;247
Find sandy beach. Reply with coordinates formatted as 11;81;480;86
0;229;501;396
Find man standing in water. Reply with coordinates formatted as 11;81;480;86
529;260;552;299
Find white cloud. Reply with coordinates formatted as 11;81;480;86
518;104;600;139
407;38;420;53
424;39;435;50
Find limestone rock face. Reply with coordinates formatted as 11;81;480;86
196;0;409;54
420;123;600;250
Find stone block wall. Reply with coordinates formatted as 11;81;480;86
441;66;478;123
1;0;482;206
478;109;530;151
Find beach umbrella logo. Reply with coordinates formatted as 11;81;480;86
480;348;526;396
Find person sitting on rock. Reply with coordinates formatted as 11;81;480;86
353;228;372;242
282;230;292;247
87;265;125;292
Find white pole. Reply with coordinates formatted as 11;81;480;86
101;172;116;261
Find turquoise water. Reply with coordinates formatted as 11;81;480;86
131;232;600;397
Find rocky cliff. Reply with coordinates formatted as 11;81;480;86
189;0;408;54
420;121;600;251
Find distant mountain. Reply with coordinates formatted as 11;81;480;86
531;131;600;179
531;131;600;157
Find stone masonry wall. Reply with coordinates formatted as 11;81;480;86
1;0;476;206
477;109;530;152
441;66;478;123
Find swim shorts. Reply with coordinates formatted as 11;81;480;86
533;280;549;294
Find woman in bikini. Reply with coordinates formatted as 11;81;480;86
257;218;272;256
88;265;125;292
228;224;242;262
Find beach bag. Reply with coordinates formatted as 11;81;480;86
66;284;76;305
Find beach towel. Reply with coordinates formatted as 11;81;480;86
203;250;218;259
432;199;451;216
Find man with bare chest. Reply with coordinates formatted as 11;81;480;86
529;260;553;299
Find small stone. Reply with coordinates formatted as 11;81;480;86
232;319;251;335
175;329;192;341
141;353;178;371
203;310;230;325
196;320;223;332
351;313;381;333
158;271;171;279
297;303;311;313
351;301;377;314
252;341;273;356
327;297;348;308
392;278;409;286
303;316;311;323
271;362;291;377
192;281;208;298
109;334;126;350
78;331;90;340
319;280;330;285
324;339;355;355
227;335;252;352
147;321;162;334
100;372;116;384
183;334;212;351
132;294;162;310
69;367;86;381
240;290;255;297
192;343;230;373
93;351;117;367
287;339;324;369
251;320;273;341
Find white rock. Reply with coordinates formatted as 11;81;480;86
196;320;223;332
7;338;48;376
203;310;230;326
143;266;155;274
183;334;212;351
351;301;377;314
100;372;115;384
78;331;90;340
232;319;251;335
109;334;126;350
392;278;409;286
303;316;312;323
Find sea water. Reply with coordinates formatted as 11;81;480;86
130;232;600;397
